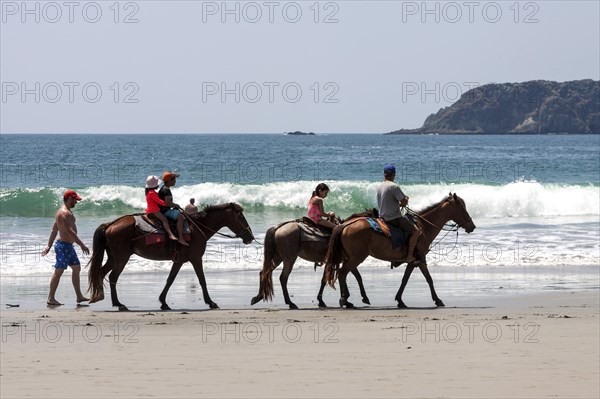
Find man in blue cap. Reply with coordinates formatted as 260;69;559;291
376;164;422;265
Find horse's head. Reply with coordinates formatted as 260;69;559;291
447;193;476;233
227;203;255;244
198;203;255;244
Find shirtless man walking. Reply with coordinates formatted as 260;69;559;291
41;190;90;306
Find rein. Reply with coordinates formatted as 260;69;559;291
404;205;462;255
184;208;249;240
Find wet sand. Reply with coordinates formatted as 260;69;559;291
1;271;598;398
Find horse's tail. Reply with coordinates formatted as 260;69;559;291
88;224;109;303
324;224;345;288
254;227;278;303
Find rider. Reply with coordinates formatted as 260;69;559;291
145;175;178;242
158;171;189;246
376;164;422;265
308;183;337;230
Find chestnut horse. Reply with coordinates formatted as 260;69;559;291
250;209;378;309
88;203;254;311
325;193;476;308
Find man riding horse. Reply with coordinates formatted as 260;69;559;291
376;164;422;266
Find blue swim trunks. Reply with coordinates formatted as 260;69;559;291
163;208;181;221
54;240;80;269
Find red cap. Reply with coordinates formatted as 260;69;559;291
63;190;82;201
162;171;180;182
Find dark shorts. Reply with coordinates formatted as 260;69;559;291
54;240;80;269
386;215;416;235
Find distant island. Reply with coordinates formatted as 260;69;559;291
285;131;316;135
388;79;599;134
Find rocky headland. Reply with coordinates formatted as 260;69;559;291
389;80;599;134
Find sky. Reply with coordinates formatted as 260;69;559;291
1;0;599;133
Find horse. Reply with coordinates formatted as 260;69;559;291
250;209;379;309
88;203;254;311
324;193;476;308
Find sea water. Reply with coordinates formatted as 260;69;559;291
1;134;598;307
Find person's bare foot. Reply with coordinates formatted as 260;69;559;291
77;297;89;303
168;234;178;241
406;255;415;263
47;300;63;306
178;239;189;246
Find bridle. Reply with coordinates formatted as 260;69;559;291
405;197;473;254
185;204;254;242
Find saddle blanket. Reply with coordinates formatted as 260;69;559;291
366;218;406;249
134;214;192;246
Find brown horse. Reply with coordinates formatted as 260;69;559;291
88;203;254;311
325;193;476;308
250;209;378;309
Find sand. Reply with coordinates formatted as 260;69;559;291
1;289;598;398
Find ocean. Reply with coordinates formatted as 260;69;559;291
1;134;599;308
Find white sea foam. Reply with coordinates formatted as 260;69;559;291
72;181;600;218
2;181;598;276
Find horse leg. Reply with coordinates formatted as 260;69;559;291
338;268;353;308
108;258;130;311
190;259;218;309
338;256;366;309
93;258;114;303
395;264;415;308
419;264;445;307
317;269;328;308
159;262;184;311
280;258;298;310
350;269;370;305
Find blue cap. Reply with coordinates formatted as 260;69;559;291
384;164;396;174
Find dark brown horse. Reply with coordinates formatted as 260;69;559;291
325;193;476;308
88;203;254;311
250;209;378;309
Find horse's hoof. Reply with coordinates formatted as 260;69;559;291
435;299;445;307
250;296;261;306
397;301;408;309
340;299;354;309
118;305;129;312
288;303;299;310
316;296;326;307
209;303;219;309
160;304;172;311
362;297;371;305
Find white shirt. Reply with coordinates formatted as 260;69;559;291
376;180;406;221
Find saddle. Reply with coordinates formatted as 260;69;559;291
296;217;334;243
134;214;192;246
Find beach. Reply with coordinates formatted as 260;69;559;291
2;263;600;398
2;0;599;394
1;134;598;397
1;287;598;398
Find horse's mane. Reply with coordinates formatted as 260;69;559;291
202;202;243;213
417;196;450;216
342;208;378;222
343;212;365;221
